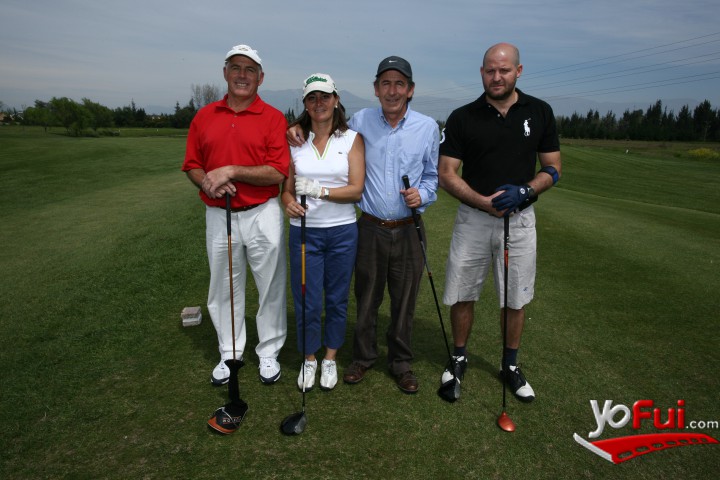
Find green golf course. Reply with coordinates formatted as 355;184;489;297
1;126;718;479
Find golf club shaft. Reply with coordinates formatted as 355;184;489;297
226;192;236;362
502;215;509;410
401;176;453;361
300;195;306;410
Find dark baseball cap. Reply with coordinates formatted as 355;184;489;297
376;56;413;80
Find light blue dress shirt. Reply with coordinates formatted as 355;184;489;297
349;106;439;219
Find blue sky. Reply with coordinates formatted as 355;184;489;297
1;0;719;118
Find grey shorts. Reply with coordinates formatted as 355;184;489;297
442;203;536;309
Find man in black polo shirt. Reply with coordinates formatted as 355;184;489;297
438;42;562;402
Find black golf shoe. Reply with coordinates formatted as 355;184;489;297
500;364;535;403
441;355;467;385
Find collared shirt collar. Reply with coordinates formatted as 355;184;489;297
476;88;528;109
377;105;411;128
218;93;265;114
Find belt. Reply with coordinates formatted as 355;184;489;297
463;203;514;217
217;203;263;212
361;212;417;228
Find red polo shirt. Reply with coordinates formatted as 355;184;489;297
182;94;290;208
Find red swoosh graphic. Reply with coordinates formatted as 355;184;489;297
574;432;719;464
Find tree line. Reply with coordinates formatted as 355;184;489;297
14;97;200;136
3;84;222;136
4;91;719;142
556;99;720;142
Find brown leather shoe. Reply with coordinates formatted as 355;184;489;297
343;361;368;384
395;371;418;394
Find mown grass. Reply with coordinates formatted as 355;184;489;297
1;127;719;479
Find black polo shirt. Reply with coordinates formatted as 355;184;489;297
440;89;560;196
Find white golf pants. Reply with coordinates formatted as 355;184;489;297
205;199;287;361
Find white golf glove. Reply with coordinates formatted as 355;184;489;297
295;176;323;199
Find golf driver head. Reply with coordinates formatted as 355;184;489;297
437;378;461;403
497;411;516;432
280;411;307;436
207;400;249;435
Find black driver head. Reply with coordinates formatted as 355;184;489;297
437;378;461;403
280;411;307;435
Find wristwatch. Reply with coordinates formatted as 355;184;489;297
322;187;330;200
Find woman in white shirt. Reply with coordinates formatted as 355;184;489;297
281;73;365;391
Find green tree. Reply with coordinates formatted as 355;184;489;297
172;99;197;128
49;97;91;136
693;100;716;142
82;98;114;131
674;105;694;141
643;100;663;140
22;100;52;131
600;111;617;139
113;100;148;127
617;109;644;140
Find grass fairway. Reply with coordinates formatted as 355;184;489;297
1;127;719;479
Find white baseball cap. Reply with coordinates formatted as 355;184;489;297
302;73;338;99
225;44;262;66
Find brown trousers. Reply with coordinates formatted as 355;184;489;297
352;214;425;375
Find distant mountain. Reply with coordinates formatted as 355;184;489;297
146;104;176;115
261;90;710;120
260;89;462;120
260;89;376;117
145;90;377;117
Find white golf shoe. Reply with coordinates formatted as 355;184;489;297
320;359;338;390
259;357;281;384
211;360;230;386
297;359;317;391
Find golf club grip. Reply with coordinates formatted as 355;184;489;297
401;175;426;256
225;192;232;236
401;175;421;230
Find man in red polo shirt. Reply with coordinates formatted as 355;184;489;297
182;44;290;386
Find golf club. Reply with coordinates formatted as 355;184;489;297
497;214;516;432
402;175;460;403
207;192;248;434
280;194;308;435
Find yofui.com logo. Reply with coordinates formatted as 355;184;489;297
574;399;719;464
